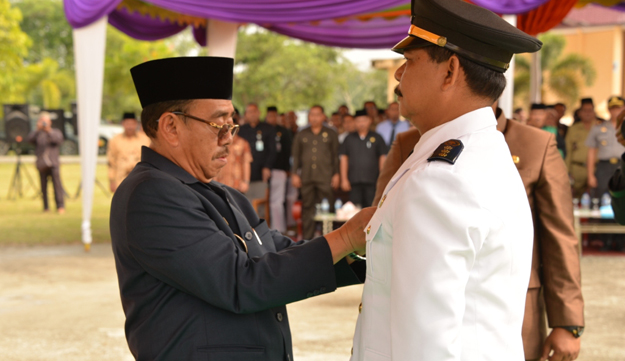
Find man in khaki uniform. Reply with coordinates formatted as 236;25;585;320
292;105;340;239
374;107;584;361
107;112;150;192
566;98;600;199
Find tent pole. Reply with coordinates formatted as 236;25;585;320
498;15;517;119
207;19;239;59
72;16;107;251
530;51;542;104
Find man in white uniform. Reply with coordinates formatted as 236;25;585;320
350;0;543;360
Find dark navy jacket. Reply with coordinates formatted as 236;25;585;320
110;147;363;361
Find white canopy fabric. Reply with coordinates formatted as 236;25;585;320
73;16;107;250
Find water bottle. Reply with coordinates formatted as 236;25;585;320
592;198;600;211
601;193;612;207
572;198;580;209
320;198;330;214
580;193;590;210
334;199;343;212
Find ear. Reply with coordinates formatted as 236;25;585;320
157;112;181;147
441;54;462;92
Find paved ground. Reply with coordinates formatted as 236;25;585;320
0;244;623;360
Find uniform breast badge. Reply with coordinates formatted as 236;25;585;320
427;139;464;164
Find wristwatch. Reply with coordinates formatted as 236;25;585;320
559;326;584;338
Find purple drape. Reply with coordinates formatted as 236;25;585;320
65;0;625;50
469;0;551;14
63;0;121;28
109;8;187;41
64;0;408;28
267;17;409;49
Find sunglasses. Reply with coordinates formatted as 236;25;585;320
172;111;239;139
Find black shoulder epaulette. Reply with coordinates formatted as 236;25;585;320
427;139;464;164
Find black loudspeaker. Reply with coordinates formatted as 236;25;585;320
3;104;30;143
42;109;66;138
70;102;78;136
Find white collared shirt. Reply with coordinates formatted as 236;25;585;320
351;107;533;361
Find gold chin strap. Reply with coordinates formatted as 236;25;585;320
409;24;447;47
402;24;510;71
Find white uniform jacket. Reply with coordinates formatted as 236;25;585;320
351;107;534;361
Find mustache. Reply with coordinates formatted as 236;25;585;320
212;147;229;159
394;85;403;97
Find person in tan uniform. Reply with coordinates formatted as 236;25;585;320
566;98;601;199
373;107;584;361
292;105;340;239
107;112;151;192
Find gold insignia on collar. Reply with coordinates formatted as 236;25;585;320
370;137;376;143
512;155;520;164
322;132;328;137
366;225;371;235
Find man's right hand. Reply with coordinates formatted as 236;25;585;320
292;174;302;188
324;207;376;263
341;179;351;192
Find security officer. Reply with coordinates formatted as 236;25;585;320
111;57;372;360
107;112;150;192
587;96;625;199
339;109;387;208
350;0;542;359
373;105;585;361
291;105;340;240
238;103;276;209
588;96;625;252
566;98;600;199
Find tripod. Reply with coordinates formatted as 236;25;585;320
73;178;111;199
6;145;40;200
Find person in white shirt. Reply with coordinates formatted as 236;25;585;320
350;0;543;360
375;102;411;146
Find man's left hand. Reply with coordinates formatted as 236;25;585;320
262;168;271;182
539;327;581;361
331;174;340;190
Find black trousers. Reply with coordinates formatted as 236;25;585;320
592;160;621;199
38;166;64;210
301;181;334;240
594;160;625;250
349;183;376;208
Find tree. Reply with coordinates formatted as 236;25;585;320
102;26;177;121
12;0;74;69
234;27;387;115
0;0;31;109
21;57;75;109
514;33;596;109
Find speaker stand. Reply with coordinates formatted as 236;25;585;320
6;146;40;200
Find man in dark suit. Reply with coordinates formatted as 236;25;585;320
373;106;584;361
110;57;371;361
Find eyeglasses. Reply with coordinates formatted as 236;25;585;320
172;111;239;139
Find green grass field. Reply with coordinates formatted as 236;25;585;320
0;162;112;245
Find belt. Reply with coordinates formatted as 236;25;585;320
571;161;586;167
599;158;620;165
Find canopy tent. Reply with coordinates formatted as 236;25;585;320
64;0;612;249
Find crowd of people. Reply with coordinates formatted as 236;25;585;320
515;96;625;252
210;101;411;240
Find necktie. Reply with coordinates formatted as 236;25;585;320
389;122;397;144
